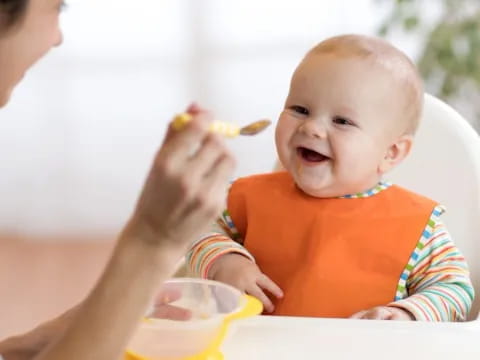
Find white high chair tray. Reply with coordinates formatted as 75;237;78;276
222;316;480;359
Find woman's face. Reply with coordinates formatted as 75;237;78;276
0;0;64;107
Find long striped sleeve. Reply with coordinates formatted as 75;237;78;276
388;207;474;321
186;210;254;278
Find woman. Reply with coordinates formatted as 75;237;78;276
0;0;235;359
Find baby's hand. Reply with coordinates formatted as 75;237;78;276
208;253;283;313
350;306;414;321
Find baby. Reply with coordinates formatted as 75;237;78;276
187;34;474;321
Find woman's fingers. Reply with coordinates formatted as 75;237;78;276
185;102;202;114
201;151;235;194
148;286;191;321
187;133;226;183
149;304;192;321
152;286;183;305
181;141;235;220
161;112;212;167
162;102;204;143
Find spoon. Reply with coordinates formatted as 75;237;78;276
172;113;271;138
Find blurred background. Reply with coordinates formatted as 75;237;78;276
1;0;479;337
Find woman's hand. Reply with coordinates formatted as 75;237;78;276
124;103;236;252
0;104;235;360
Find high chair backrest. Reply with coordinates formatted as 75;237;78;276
387;94;480;320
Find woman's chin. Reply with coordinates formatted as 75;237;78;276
0;92;12;108
0;83;16;108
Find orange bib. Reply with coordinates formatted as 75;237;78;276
227;172;437;318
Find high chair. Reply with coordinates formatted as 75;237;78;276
386;94;480;320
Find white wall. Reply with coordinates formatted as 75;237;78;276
0;0;416;237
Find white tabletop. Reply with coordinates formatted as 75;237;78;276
221;316;480;359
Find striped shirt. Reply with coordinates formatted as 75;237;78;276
186;181;474;321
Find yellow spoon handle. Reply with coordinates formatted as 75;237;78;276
172;113;240;138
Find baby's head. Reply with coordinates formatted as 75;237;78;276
275;34;423;197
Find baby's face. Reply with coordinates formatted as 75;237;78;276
275;53;406;197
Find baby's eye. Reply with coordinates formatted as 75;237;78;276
332;116;354;126
290;105;309;115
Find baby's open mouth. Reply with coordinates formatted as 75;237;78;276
297;147;329;162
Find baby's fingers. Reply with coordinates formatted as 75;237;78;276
256;274;284;299
350;310;367;319
351;307;393;320
388;307;415;321
246;284;274;313
364;308;391;320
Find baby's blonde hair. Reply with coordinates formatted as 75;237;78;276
308;34;423;134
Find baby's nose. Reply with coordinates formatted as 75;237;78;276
298;119;327;139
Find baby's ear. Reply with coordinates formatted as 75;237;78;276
378;134;413;174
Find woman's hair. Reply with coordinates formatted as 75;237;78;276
0;0;29;31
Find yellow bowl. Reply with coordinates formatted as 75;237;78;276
125;278;262;360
